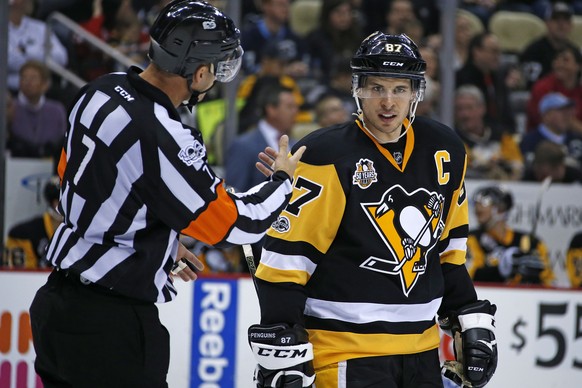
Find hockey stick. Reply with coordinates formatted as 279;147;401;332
243;243;259;294
520;176;552;253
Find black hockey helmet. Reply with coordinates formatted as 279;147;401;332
148;0;243;83
473;186;513;213
351;32;426;101
43;176;60;204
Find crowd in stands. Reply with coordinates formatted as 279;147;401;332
3;0;582;285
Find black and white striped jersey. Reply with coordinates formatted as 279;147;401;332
48;66;292;302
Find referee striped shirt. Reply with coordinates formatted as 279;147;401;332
47;67;292;302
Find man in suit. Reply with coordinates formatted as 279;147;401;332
226;83;299;192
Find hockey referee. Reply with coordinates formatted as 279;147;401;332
29;1;305;387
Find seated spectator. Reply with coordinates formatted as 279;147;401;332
454;9;484;70
237;41;310;133
226;84;299;192
454;85;523;180
225;84;298;262
8;0;68;93
567;231;582;288
521;93;582;168
383;0;418;36
526;45;582;134
520;2;577;88
456;32;518;130
314;94;350;127
417;45;441;118
522;140;582;184
8;60;67;159
305;0;364;84
467;185;554;286
240;0;309;78
4;177;62;269
306;58;356;116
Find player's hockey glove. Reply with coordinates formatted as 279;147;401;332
439;300;497;388
248;323;315;388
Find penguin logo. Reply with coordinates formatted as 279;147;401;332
352;158;378;189
360;185;445;296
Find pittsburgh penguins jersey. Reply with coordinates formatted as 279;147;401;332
48;67;292;303
255;117;478;369
5;212;56;269
467;227;554;286
567;232;582;288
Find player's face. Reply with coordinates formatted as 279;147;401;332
360;77;413;143
474;201;493;226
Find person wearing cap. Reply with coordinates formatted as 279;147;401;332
526;45;582;133
28;1;306;386
521;92;582;169
520;1;577;88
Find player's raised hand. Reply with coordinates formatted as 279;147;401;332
256;135;306;179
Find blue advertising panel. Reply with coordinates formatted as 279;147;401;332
190;278;238;387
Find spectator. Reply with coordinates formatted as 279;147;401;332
456;32;518;130
313;94;350;127
526;46;582;134
520;2;577;88
240;0;309;78
522;140;582;183
467;185;554;286
567;231;582;288
226;84;299;192
454;9;484;70
305;0;364;84
8;0;68;93
454;85;523;180
8;60;67;159
521;92;582;168
237;41;309;133
225;84;299;263
417;45;440;118
4;177;62;269
306;58;356;116
384;0;418;36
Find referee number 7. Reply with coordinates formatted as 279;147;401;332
73;134;96;185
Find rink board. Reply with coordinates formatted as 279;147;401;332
1;272;581;388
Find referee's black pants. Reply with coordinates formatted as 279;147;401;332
29;269;170;388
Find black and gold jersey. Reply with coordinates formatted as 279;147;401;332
467;227;554;286
255;117;477;369
567;232;582;288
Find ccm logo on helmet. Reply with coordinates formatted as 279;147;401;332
256;347;309;358
383;61;404;67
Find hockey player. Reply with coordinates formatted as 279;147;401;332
248;32;498;387
4;176;62;268
29;1;305;387
467;185;554;286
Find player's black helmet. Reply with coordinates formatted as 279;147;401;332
43;176;60;204
148;0;243;83
473;186;513;213
351;32;426;100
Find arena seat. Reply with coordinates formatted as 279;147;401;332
289;0;322;37
569;15;582;49
489;11;547;54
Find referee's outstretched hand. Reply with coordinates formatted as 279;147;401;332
256;135;306;179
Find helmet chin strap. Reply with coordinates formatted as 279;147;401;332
352;92;420;144
181;67;217;112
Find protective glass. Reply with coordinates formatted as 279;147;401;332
353;83;414;99
215;46;244;83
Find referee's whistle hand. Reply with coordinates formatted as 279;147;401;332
256;135;306;179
